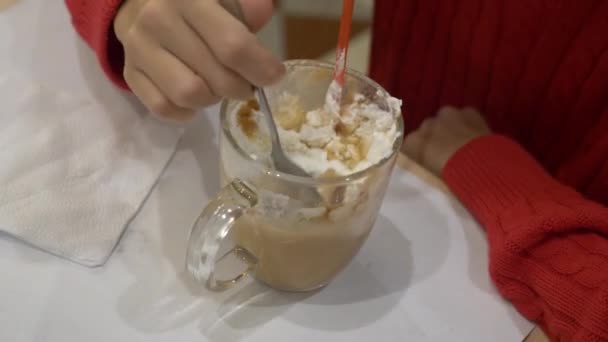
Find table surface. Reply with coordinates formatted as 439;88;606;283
395;159;548;342
0;1;547;341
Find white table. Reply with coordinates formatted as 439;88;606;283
0;1;533;341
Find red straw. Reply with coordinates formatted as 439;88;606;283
333;0;355;86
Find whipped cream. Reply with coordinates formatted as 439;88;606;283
231;91;402;178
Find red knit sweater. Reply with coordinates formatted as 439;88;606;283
65;0;608;340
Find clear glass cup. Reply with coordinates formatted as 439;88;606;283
186;60;404;292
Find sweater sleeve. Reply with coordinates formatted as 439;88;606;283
65;0;128;89
443;134;608;341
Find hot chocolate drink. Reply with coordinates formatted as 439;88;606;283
220;89;402;291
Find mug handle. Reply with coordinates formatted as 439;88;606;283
186;179;258;291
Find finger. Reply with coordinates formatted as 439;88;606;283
239;0;274;32
403;119;434;161
461;106;490;130
133;4;249;100
416;119;435;162
437;106;458;120
127;33;220;109
183;1;285;86
435;106;464;134
124;66;195;122
157;15;253;100
419;118;435;134
402;133;422;161
438;105;489;130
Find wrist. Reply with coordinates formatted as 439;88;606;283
440;133;490;174
442;135;578;223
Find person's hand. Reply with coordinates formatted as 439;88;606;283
402;106;491;175
113;0;284;121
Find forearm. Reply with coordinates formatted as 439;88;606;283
443;135;608;341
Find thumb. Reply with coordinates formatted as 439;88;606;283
239;0;274;32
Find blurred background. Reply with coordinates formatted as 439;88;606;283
258;0;374;74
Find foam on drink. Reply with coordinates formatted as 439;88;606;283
232;91;402;178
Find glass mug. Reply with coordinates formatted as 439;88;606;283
186;60;404;292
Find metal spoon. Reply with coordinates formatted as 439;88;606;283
253;88;313;177
219;0;322;203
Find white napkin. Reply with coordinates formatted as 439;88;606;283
0;72;182;266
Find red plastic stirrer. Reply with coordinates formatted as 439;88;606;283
325;0;355;114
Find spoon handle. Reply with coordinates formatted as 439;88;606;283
218;0;312;179
218;0;284;158
254;87;282;158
